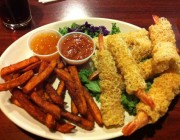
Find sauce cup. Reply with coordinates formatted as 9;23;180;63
27;29;61;61
57;32;95;65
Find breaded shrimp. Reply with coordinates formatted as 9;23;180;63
107;36;155;109
138;16;180;80
92;29;152;64
149;15;176;46
123;28;152;63
97;34;124;127
139;42;180;80
151;16;180;72
122;72;180;136
138;59;154;80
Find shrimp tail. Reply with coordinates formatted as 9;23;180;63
122;111;149;136
122;121;137;136
98;33;104;51
135;89;155;109
152;15;159;23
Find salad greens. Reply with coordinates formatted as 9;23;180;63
110;23;120;35
121;81;152;115
78;69;101;101
59;22;120;38
121;92;140;115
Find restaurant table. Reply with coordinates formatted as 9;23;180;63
0;0;180;140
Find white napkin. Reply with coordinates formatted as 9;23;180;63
38;0;58;3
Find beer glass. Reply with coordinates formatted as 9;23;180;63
0;0;32;30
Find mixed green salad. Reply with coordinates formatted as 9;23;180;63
59;22;120;38
59;22;152;116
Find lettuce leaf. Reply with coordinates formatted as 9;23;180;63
79;69;101;101
121;92;139;115
110;23;120;34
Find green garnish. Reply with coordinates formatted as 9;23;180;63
121;92;140;115
79;69;101;101
59;21;120;38
110;23;121;34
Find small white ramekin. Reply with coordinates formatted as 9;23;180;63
27;29;61;61
57;32;95;65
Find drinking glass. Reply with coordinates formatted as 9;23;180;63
0;0;32;30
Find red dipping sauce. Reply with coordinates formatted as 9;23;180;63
60;33;94;60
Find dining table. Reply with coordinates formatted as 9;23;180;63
0;0;180;140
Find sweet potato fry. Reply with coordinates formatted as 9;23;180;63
45;83;64;106
45;113;56;129
11;88;47;124
30;91;61;119
71;100;79;115
83;87;103;126
83;108;94;122
54;68;73;82
21;61;41;72
56;121;76;133
10;96;22;107
73;92;86;115
62;110;81;123
1;56;40;77
56;80;65;97
55;68;87;114
23;60;57;93
67;66;87;115
35;60;49;96
68;66;82;87
0;70;34;91
35;85;45;98
57;61;65;69
64;68;69;72
38;60;49;73
62;110;94;130
44;92;53;101
65;81;86;115
2;74;12;82
78;117;94;130
12;73;20;79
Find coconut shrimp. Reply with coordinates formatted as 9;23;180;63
97;34;124;127
122;72;180;136
138;16;180;80
92;29;152;65
139;42;180;80
150;16;180;71
149;15;176;46
107;36;155;109
123;28;152;63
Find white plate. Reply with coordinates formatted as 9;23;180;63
0;18;140;140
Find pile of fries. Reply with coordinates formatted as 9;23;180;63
0;56;103;133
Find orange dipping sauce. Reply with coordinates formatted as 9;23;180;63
60;33;94;60
30;30;61;55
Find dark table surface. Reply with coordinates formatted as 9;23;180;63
0;0;180;140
